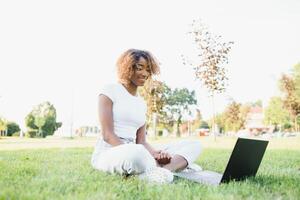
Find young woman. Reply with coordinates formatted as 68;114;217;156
91;49;202;184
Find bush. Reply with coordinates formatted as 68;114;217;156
26;130;38;138
25;102;62;138
158;130;163;136
6;121;21;136
283;123;292;131
12;132;20;137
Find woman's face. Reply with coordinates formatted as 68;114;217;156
130;56;151;87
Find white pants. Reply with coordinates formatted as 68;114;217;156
91;138;202;176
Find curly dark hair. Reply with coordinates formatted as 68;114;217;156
116;49;160;84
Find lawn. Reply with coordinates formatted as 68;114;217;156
0;137;299;200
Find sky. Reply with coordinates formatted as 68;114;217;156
0;0;300;133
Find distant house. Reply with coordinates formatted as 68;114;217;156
245;105;270;134
76;125;100;137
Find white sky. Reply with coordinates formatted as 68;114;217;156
0;0;300;131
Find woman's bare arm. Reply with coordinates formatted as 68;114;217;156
136;124;157;156
98;95;123;146
136;124;171;165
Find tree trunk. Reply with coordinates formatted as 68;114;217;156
211;93;217;141
294;116;297;132
176;116;182;137
153;112;157;139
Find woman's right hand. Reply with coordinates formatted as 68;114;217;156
153;150;172;165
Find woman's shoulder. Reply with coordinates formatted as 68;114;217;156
98;82;122;102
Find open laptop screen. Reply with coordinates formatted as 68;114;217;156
221;138;269;183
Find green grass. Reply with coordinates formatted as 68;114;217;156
0;145;300;200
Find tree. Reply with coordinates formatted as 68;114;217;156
0;117;7;136
25;113;38;130
183;19;233;140
25;102;62;138
35;116;46;137
292;63;300;97
280;65;300;131
139;79;170;124
6;121;21;136
164;88;197;137
224;101;241;132
214;113;226;133
139;80;173;136
264;97;290;131
191;109;202;133
221;101;250;133
184;20;233;94
199;121;209;129
239;104;251;130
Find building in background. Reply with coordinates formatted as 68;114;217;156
245;105;270;135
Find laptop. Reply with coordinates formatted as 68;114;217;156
174;137;269;186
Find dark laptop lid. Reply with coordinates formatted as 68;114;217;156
220;137;269;183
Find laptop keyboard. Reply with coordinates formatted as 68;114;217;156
174;170;223;186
